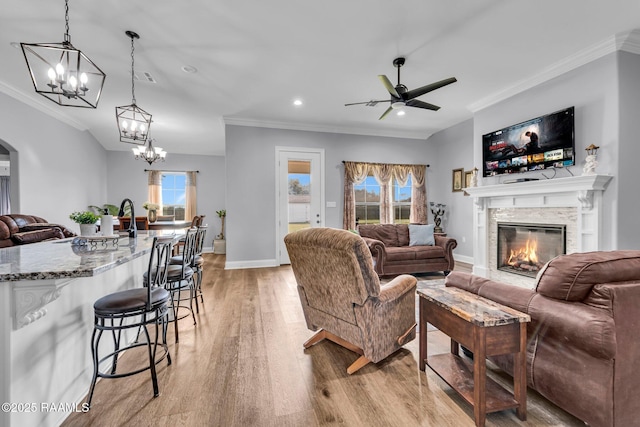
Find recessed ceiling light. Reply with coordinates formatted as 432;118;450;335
293;99;303;106
181;65;198;74
397;110;406;116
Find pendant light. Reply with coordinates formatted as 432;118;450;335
20;0;106;108
132;139;167;165
115;31;152;144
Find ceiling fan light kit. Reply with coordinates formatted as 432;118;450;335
345;57;457;120
20;0;106;108
115;30;153;145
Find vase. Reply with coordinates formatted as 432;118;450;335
80;223;97;237
148;209;157;223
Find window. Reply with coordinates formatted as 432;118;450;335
354;174;380;224
161;173;186;220
393;175;412;224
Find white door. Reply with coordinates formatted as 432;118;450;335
276;148;324;264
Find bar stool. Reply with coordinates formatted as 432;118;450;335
87;236;173;408
170;225;207;312
164;227;198;342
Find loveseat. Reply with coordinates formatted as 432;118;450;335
445;250;640;427
358;223;457;276
0;214;75;248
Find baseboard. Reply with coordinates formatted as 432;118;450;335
225;259;278;270
454;254;474;265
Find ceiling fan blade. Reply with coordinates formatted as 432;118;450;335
406;99;440;111
344;100;388;107
404;77;457;100
378;106;394;120
378;75;400;98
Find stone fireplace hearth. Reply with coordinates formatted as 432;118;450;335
466;174;612;288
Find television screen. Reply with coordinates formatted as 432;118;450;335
482;106;575;177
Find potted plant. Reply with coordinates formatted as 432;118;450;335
214;209;226;254
69;211;100;236
142;202;160;223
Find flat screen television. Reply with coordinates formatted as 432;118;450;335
482;106;575;177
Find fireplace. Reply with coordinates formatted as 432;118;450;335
497;222;566;277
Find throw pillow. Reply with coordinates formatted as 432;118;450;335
409;224;435;246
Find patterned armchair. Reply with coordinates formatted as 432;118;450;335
284;227;417;374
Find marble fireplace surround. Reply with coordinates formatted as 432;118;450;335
465;174;613;288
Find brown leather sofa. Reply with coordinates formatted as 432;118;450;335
0;214;76;247
358;223;457;276
445;250;640;427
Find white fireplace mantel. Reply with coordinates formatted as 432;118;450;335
465;174;613;209
466;174;613;280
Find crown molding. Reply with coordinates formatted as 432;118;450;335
467;30;640;113
0;81;87;131
223;117;430;141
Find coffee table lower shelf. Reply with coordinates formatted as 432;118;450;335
427;353;519;414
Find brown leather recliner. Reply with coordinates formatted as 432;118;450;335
284;227;417;374
0;214;75;247
445;250;640;427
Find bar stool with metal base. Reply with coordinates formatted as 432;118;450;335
86;237;173;408
170;225;207;312
163;227;198;342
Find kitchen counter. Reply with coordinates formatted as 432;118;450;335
0;231;182;427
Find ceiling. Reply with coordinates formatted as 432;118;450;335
1;1;640;156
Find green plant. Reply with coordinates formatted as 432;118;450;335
69;211;100;224
216;209;226;240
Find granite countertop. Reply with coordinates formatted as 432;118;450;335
418;283;531;327
0;231;182;282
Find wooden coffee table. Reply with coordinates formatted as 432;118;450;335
418;284;531;427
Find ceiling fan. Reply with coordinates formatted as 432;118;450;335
345;57;457;120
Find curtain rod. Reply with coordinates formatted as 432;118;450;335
341;161;429;168
144;169;200;173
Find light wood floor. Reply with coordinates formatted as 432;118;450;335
62;255;584;427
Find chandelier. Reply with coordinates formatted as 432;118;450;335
132;139;166;165
20;0;106;108
115;31;152;144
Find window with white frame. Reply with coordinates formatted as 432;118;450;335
392;175;412;224
161;172;186;220
354;174;380;224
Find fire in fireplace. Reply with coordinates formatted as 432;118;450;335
497;222;566;277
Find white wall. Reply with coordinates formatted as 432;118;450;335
427;119;474;261
225;125;438;266
106;151;226;244
616;51;640;249
0;92;107;230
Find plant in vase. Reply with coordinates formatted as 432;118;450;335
142;202;159;223
69;211;100;236
216;209;226;240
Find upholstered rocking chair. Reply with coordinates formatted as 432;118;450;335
284;227;417;374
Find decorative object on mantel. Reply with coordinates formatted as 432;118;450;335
452;168;463;192
214;209;226;254
429;202;446;233
582;144;600;176
69;211;100;236
142;201;159;223
20;0;106;108
115;30;152;144
132;138;167;165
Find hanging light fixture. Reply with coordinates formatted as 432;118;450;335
115;31;152;144
20;0;106;108
132;139;166;165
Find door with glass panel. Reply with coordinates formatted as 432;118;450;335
277;148;324;265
